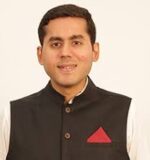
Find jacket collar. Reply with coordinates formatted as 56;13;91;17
43;77;102;111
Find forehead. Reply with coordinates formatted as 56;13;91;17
44;17;88;38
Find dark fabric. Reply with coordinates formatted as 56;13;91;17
6;78;131;160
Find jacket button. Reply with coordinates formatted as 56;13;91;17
65;107;71;113
64;132;71;139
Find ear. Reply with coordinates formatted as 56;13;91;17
92;42;100;62
37;46;44;65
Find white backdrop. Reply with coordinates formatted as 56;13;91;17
0;0;150;127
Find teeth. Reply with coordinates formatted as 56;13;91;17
58;64;77;72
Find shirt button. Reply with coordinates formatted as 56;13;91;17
65;107;71;113
64;132;71;139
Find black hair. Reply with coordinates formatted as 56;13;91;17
38;4;96;45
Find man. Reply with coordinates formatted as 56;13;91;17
0;4;149;160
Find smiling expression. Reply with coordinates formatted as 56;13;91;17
37;17;99;91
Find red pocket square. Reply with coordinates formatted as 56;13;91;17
87;127;112;143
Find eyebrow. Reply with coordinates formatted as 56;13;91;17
48;37;63;42
69;35;84;40
48;35;84;42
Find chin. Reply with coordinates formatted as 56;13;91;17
56;78;83;88
58;81;77;88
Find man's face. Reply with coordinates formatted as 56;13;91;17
37;17;99;89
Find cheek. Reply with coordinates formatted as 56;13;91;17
76;47;94;62
78;53;93;62
80;55;88;61
43;51;57;64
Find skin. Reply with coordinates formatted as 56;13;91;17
37;17;99;101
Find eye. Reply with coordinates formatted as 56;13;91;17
50;42;62;48
72;41;82;46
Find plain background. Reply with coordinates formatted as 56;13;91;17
0;0;150;131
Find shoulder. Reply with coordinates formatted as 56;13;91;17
88;78;131;103
96;86;131;98
10;88;44;107
95;86;132;104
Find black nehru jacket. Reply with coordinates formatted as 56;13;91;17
6;78;131;160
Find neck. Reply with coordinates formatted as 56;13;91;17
51;78;87;102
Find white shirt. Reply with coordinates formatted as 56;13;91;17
0;96;150;160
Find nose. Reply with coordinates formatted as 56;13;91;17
60;43;72;58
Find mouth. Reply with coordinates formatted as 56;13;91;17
57;64;77;73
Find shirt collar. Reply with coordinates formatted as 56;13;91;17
67;78;89;104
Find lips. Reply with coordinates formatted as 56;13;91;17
57;64;77;73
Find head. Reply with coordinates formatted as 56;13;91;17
38;4;96;46
37;4;99;94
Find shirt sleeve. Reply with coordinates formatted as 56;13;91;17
0;103;10;160
127;100;150;160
